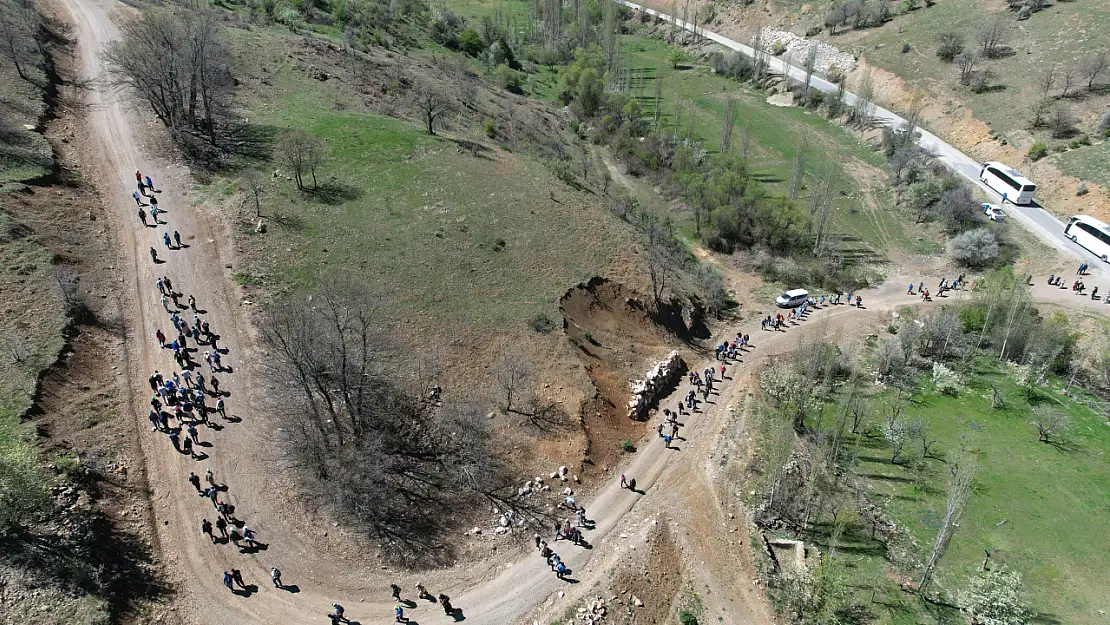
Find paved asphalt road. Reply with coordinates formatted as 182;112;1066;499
621;1;1109;278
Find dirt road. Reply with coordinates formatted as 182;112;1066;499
57;0;1108;622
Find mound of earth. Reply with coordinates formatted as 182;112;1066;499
559;277;709;477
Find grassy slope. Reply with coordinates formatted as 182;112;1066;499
815;0;1110;179
205;27;630;355
0;59;54;185
811;361;1110;625
450;0;936;262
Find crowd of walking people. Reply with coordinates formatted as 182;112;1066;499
134;168;474;623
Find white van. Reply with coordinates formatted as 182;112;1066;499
979;162;1036;205
775;288;809;308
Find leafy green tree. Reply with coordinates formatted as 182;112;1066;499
458;28;483;56
958;566;1030;625
668;47;688;69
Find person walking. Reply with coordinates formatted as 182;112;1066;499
390;583;402;602
144;175;154;192
222;571;234;592
188;471;202;492
133;190;143;206
173;230;182;248
231;568;246;589
215;516;228;538
201;519;215;543
331;604;347;623
187;423;200;444
216;397;227;419
439;594;455;615
168;430;181;452
394;605;407;623
270;567;283;588
416;583;431;600
663;434;672;448
620;473;627;489
155;329;166;348
182;369;193;388
150;247;160;263
188;295;197;312
138;207;148;226
148;193;158;210
150;205;163;223
210;375;220;396
163;232;172;249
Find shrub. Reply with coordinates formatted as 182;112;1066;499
458;28;483;56
901;41;912;53
1027;140;1048;161
947;228;999;268
483;118;497;138
619;439;636;453
494;64;524;93
1100;111;1110;137
1076;182;1089;196
428;8;465;48
770;39;788;56
529;312;556;334
932;361;962;395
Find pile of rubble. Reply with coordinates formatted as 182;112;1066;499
627;351;685;421
758;28;857;74
573;596;609;625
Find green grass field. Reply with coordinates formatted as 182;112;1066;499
201;28;631;351
808;361;1110;625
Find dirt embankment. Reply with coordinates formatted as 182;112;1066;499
559;277;711;480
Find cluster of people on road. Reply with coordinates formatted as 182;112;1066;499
1049;265;1110;303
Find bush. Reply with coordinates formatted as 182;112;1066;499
428;8;465;48
1028;140;1048;161
619;439;637;453
1076;182;1089;196
458;28;483;56
494;64;524;93
1100;111;1110;137
770;39;788;56
932;361;962;395
529;312;556;334
483;118;497;138
947;228;999;268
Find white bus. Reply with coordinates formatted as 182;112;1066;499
1064;215;1110;262
979;162;1037;205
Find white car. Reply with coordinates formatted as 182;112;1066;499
983;203;1006;222
775;288;809;308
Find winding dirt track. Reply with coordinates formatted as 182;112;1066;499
56;0;1108;622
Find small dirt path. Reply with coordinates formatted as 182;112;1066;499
58;0;1110;622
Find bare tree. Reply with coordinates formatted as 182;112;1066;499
646;224;674;307
241;169;265;217
975;19;1007;58
720;95;737;153
789;134;806;201
1032;407;1069;443
802;43;819;99
0;0;44;83
739;120;751;158
1049;105;1075;139
105;8;232;147
936;30;964;62
1036;65;1057;99
1029;97;1052;129
496;352;533;414
919;450;976;594
1059;68;1078;98
851;69;875;127
277;129;325;191
261;278;522;563
880;402;909;464
1080;51;1108;90
955;51;980;86
414;83;452;135
915;418;938;458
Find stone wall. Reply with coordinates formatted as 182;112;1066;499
627;351;685;421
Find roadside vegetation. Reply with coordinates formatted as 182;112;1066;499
750;268;1110;625
0;0;59;184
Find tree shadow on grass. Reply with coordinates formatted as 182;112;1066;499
269;211;307;233
448;138;495;161
305;182;362;206
220;122;279;161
